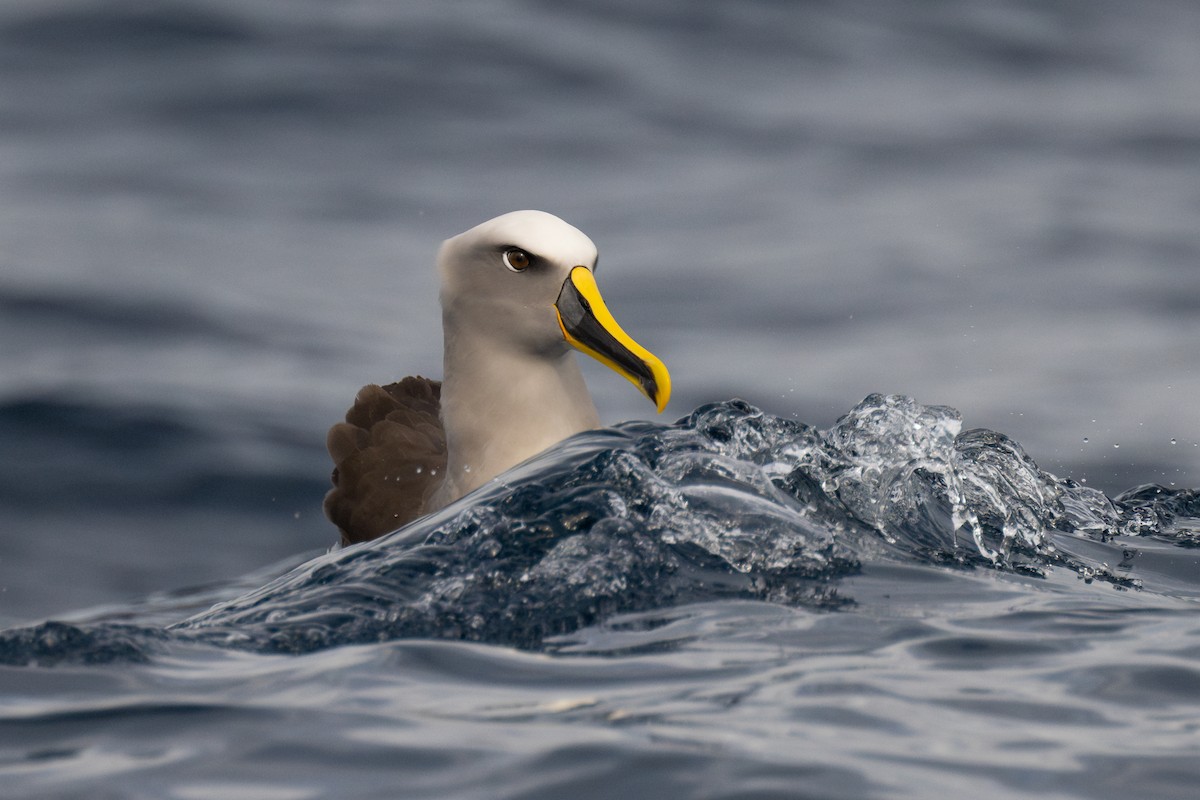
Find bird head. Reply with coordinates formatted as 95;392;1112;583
437;210;670;412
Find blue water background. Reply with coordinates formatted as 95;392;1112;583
1;1;1199;797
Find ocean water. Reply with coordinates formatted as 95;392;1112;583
1;1;1198;798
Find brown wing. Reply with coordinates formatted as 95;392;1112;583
323;376;446;545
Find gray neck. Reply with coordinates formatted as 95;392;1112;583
434;322;601;507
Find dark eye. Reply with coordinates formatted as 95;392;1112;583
503;248;531;272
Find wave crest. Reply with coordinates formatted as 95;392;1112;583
173;395;1197;652
3;394;1194;663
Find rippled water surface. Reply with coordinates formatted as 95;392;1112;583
5;398;1199;799
2;1;1198;798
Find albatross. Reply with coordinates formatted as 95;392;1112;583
324;210;671;545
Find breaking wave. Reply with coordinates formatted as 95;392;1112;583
3;395;1197;664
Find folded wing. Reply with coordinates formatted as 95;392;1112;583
323;377;446;545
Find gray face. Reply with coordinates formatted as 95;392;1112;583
438;210;599;357
435;209;670;412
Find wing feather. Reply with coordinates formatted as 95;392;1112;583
323;377;445;545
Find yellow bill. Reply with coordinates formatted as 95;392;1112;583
554;266;671;413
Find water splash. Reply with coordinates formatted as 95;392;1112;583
3;395;1197;662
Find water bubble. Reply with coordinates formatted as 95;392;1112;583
1082;437;1089;443
1113;443;1120;449
1170;438;1177;445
